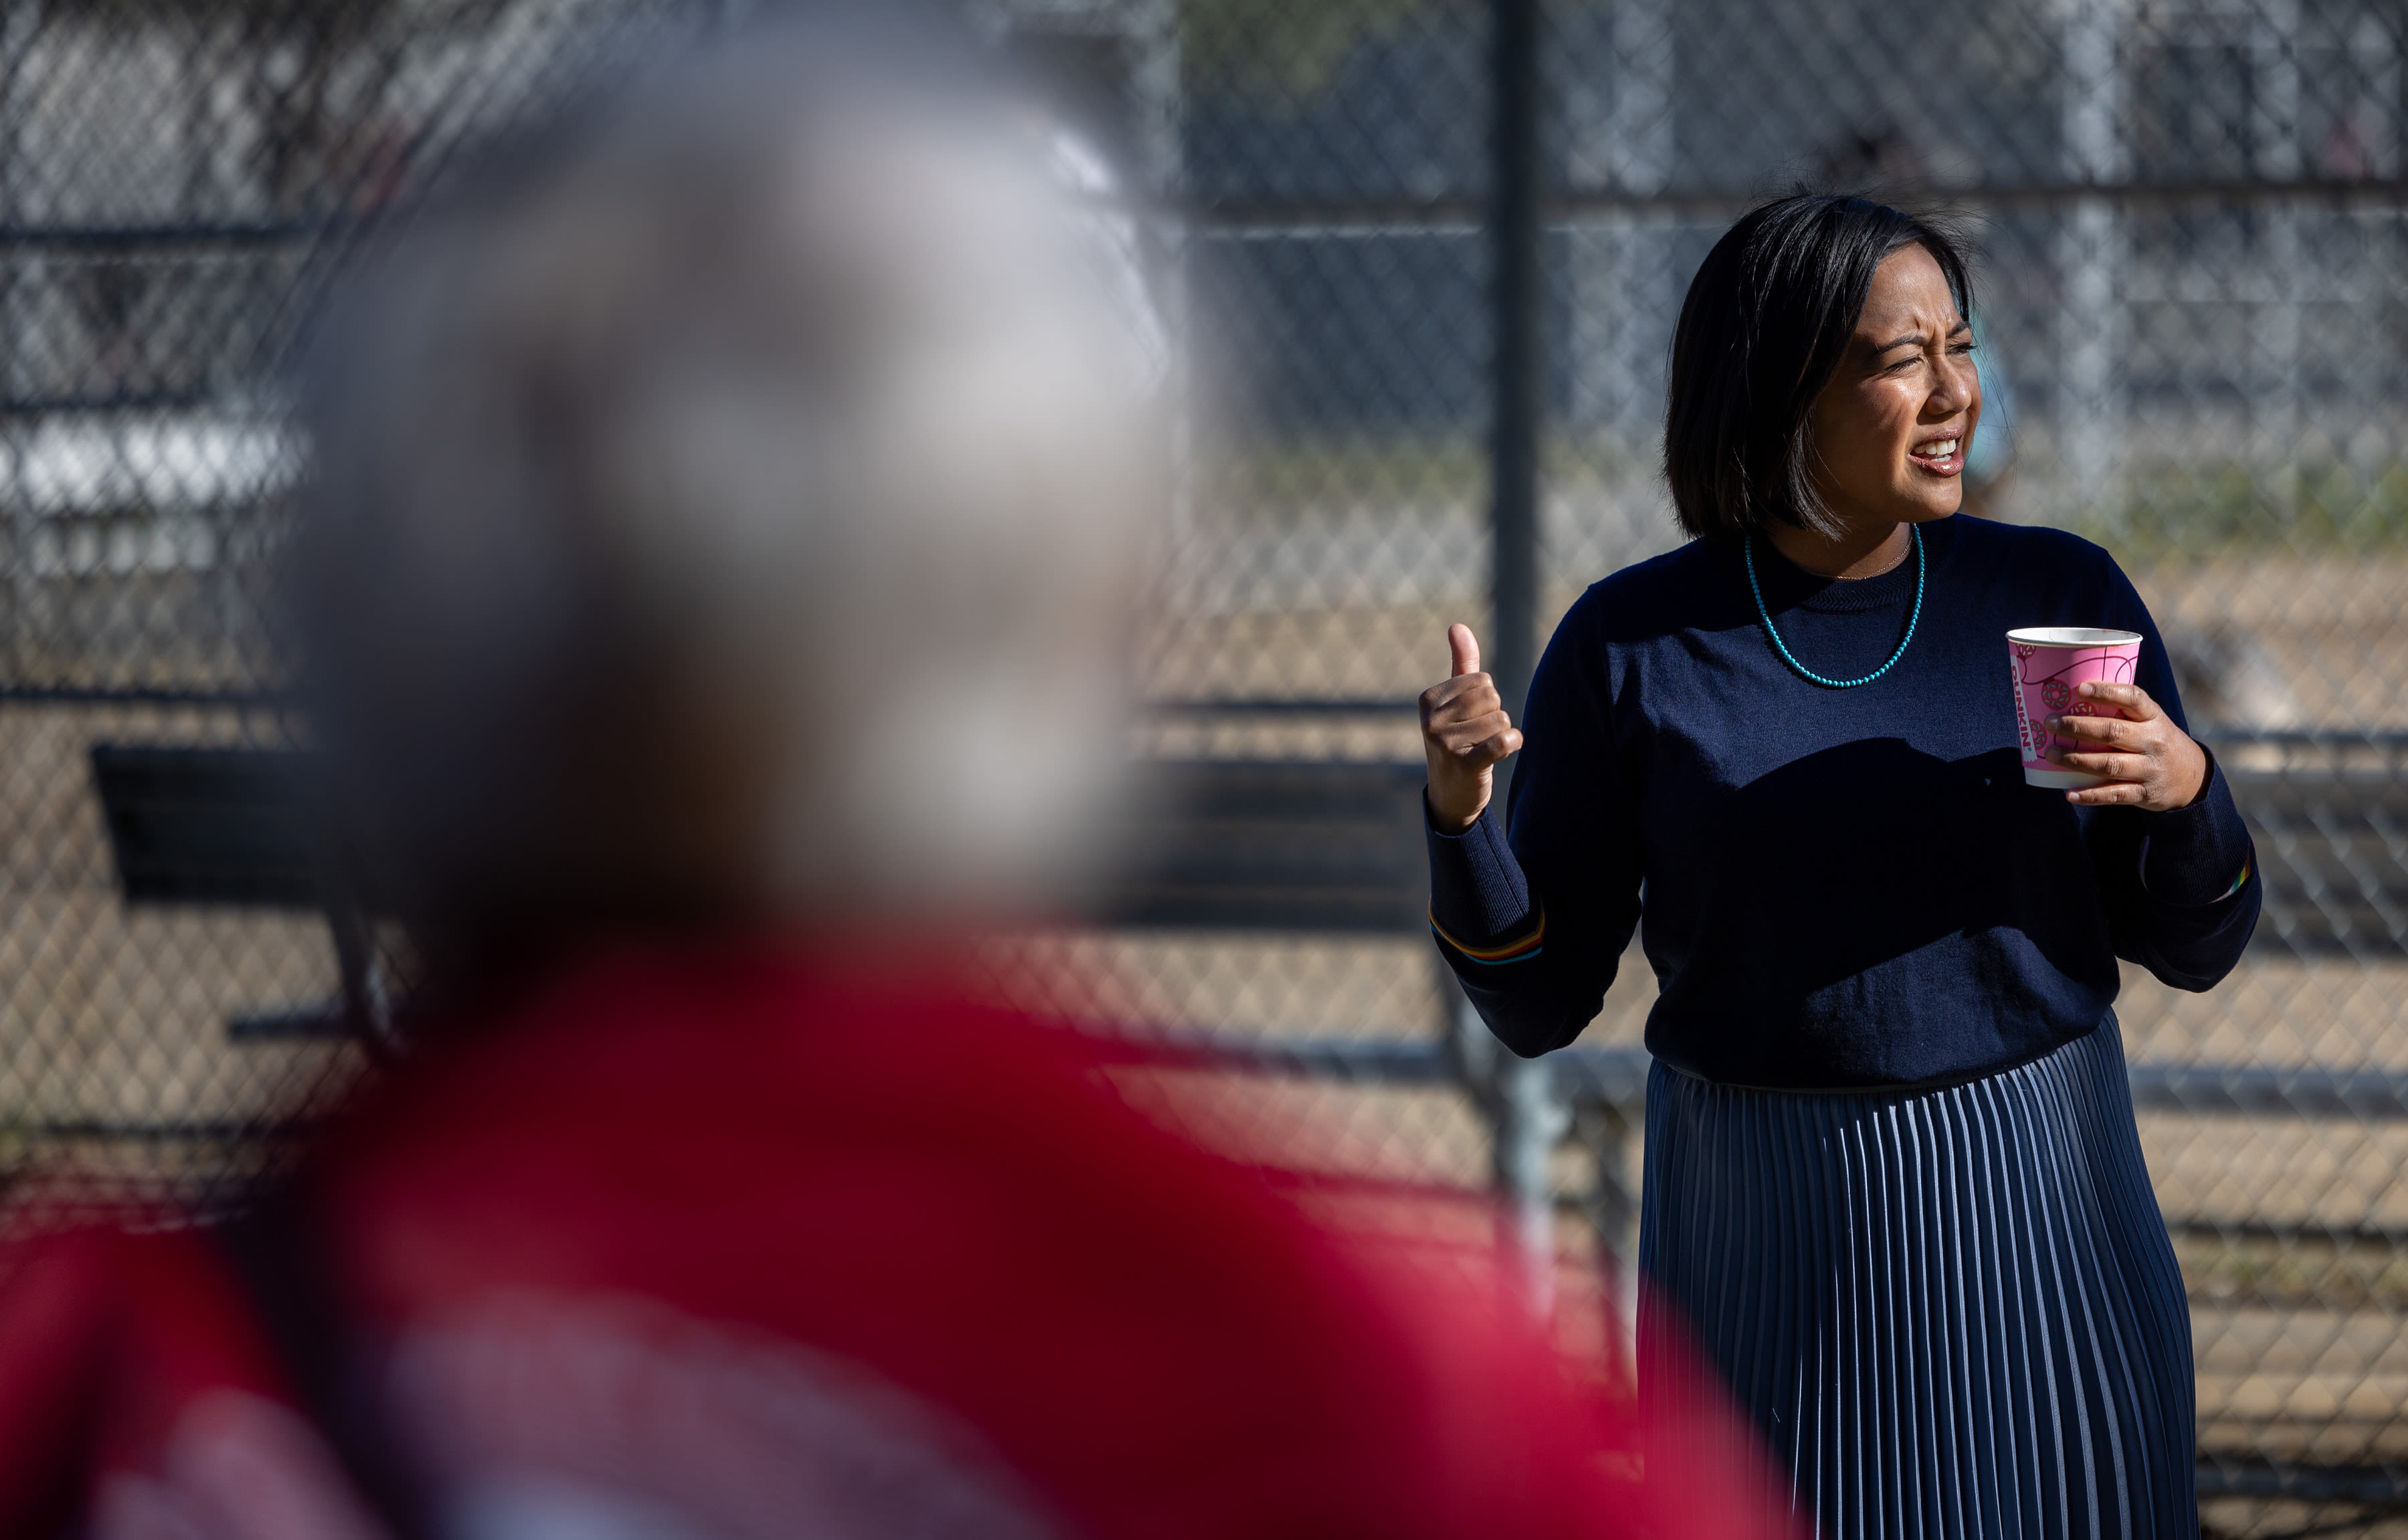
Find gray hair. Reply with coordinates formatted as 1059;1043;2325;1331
296;17;1164;978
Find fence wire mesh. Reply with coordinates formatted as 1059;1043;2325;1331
0;0;2404;1530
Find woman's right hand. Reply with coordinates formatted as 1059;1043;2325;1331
1419;623;1523;834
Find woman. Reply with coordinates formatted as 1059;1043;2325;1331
1421;195;2258;1537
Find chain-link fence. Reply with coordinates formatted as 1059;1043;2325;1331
2;0;2405;1531
0;0;745;1230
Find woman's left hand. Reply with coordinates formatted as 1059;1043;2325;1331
2045;681;2210;810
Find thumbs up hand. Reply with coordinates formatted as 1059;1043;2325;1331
1419;623;1523;834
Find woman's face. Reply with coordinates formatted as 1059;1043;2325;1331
1805;243;1981;532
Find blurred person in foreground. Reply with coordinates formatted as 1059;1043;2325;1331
0;14;1782;1539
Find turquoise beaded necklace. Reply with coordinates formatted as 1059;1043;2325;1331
1744;523;1924;689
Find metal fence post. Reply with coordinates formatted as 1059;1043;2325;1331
1496;1047;1569;1318
1476;0;1551;1318
1447;972;1566;1318
1487;0;1542;728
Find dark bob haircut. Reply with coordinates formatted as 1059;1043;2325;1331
1664;194;1973;542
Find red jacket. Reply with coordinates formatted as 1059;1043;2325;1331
0;943;1782;1539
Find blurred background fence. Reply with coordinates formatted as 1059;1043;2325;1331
0;0;2405;1532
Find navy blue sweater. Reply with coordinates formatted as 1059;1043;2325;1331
1428;514;2260;1088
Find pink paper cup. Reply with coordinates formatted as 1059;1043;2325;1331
2007;627;2143;789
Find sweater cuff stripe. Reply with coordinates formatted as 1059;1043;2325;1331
1430;906;1546;964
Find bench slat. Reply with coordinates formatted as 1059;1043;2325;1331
90;745;322;909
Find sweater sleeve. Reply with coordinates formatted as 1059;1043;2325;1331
1426;595;1644;1057
2086;560;2262;991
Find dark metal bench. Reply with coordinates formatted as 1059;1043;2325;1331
90;744;385;1049
87;748;2408;1195
1098;759;1429;931
2231;765;2408;958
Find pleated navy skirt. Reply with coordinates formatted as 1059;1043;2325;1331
1639;1015;2197;1539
